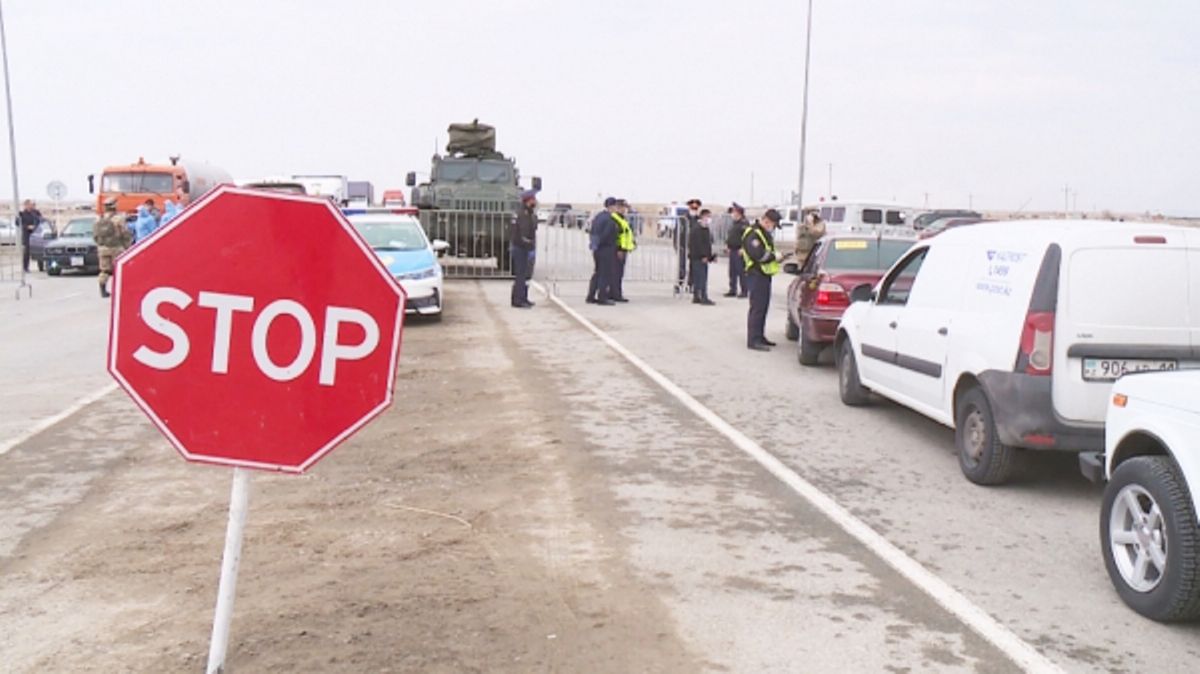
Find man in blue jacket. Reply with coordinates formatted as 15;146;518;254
586;197;619;305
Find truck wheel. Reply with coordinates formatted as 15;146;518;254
1101;456;1200;621
47;267;61;277
955;387;1017;485
836;339;870;406
785;314;800;342
799;332;821;366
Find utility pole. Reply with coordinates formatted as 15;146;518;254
827;163;833;198
1063;184;1070;215
968;193;974;210
796;0;814;208
0;0;29;299
750;171;755;207
923;192;929;207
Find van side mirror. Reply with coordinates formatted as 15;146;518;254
783;261;800;275
850;284;875;303
405;172;416;187
87;174;94;194
432;239;449;255
531;176;543;191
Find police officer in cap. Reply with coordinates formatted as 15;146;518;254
586;197;619;305
93;198;132;299
724;202;749;297
742;208;790;350
510;188;539;308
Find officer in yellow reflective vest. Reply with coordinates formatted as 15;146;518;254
612;199;636;302
742;209;788;351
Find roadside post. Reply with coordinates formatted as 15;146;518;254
106;185;406;673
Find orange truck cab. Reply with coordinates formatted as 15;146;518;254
88;156;232;217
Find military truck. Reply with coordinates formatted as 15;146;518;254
406;121;541;275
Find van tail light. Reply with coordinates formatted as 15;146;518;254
816;282;850;308
1020;311;1055;376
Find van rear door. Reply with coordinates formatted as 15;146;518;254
1053;231;1194;423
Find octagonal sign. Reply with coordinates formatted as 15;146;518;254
108;185;406;473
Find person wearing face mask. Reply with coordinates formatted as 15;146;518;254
687;208;717;305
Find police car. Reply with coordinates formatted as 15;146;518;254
343;207;448;318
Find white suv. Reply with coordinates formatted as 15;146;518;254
1090;371;1200;621
836;220;1200;485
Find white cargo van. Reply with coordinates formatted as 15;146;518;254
834;220;1200;485
806;200;915;233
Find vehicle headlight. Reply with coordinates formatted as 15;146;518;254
395;266;439;281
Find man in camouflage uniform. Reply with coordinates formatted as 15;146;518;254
794;211;826;261
93;198;131;298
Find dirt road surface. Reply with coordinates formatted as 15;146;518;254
0;272;1196;672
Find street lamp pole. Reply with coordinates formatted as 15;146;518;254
796;0;814;208
0;0;28;299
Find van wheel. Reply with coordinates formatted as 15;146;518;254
785;314;799;341
836;339;870;406
47;267;61;277
1101;456;1200;622
798;333;821;366
955;387;1016;485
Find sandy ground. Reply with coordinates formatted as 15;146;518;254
0;284;699;672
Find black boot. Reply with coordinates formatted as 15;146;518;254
100;284;110;299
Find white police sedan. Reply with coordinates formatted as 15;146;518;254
345;208;447;318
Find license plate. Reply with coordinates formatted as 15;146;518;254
1082;358;1178;381
70;255;84;266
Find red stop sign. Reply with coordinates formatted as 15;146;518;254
108;186;406;473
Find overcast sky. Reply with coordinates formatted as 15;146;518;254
3;0;1197;214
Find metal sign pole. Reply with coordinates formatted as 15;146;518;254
0;0;28;299
206;467;252;674
796;0;814;210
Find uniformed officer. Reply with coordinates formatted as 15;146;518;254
795;210;826;260
742;209;789;351
510;189;539;308
724;202;749;297
586;197;619;305
93;198;132;298
611;199;635;302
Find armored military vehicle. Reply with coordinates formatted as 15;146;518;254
406;120;541;275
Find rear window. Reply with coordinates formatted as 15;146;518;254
886;210;905;225
824;238;913;270
1067;248;1188;327
862;209;882;225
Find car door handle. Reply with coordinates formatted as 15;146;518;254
937;327;949;336
889;321;898;329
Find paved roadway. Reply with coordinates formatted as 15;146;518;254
2;265;1198;672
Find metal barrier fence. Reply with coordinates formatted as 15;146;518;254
419;208;515;279
0;214;32;298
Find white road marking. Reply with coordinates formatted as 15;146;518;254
533;282;1064;674
0;382;118;457
52;292;83;302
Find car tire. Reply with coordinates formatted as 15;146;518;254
47;267;61;277
785;314;800;341
954;387;1017;485
1101;456;1200;622
799;332;821;366
836;339;870;406
36;259;43;271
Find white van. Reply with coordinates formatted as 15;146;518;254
806;200;915;233
834;220;1200;485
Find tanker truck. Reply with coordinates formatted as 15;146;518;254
406;120;540;276
88;156;232;217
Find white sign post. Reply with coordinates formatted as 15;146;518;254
206;468;252;674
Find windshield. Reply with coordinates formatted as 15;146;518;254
477;162;513;184
102;172;174;194
435;160;475;183
824;238;913;270
351;219;427;251
62;218;96;237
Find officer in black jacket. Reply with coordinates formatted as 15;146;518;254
510;189;539;308
688;209;716;305
724;202;749;297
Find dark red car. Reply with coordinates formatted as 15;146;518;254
784;234;916;365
